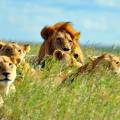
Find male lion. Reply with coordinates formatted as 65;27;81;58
0;42;30;65
37;22;84;65
0;56;17;107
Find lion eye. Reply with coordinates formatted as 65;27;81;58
69;40;72;43
116;61;119;64
57;38;63;42
56;37;63;44
9;63;12;66
69;40;73;46
18;49;21;53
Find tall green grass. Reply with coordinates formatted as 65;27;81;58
0;45;120;120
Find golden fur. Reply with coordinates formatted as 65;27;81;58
57;53;120;84
0;41;5;50
54;49;82;67
89;53;120;74
0;42;30;65
70;53;120;80
38;22;84;65
0;56;16;95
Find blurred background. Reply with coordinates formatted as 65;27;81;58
0;0;120;46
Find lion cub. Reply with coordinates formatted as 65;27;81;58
54;49;82;67
0;56;17;107
0;42;30;65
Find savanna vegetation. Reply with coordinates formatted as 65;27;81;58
0;44;120;120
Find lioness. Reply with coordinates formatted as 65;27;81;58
70;53;120;77
0;56;17;107
89;53;120;74
0;42;30;65
0;56;16;95
38;22;84;65
58;53;120;84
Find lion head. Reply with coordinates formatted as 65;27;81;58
41;22;79;54
0;42;30;65
0;56;17;95
54;49;82;67
89;53;120;74
103;53;120;74
38;22;83;64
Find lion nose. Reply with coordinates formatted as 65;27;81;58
2;72;10;77
6;48;11;53
62;47;70;51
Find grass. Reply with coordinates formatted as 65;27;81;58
0;45;120;120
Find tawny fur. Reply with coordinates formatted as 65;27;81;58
0;56;17;107
0;42;30;65
38;22;84;65
58;53;120;84
54;49;82;68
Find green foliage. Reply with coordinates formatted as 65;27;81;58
1;46;120;120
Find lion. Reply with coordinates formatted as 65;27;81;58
0;56;17;95
72;53;120;76
37;22;84;65
0;56;17;106
0;42;30;65
89;53;120;74
58;53;120;84
54;49;82;68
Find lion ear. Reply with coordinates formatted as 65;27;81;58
0;42;5;50
22;44;31;53
74;32;80;40
41;26;55;40
10;57;19;66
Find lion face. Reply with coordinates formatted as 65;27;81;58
41;22;80;54
89;53;120;74
0;56;16;94
51;31;73;53
104;54;120;74
54;49;82;67
0;42;30;64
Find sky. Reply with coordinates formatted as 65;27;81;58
0;0;120;46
